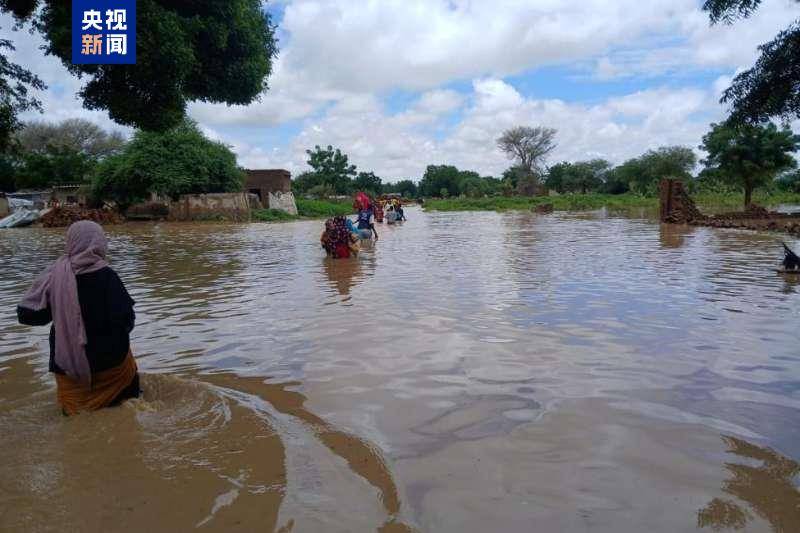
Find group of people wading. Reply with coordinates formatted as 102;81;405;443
13;195;409;417
320;193;406;259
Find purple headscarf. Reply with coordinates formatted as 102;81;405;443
20;221;109;383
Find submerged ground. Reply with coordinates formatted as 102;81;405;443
1;207;799;532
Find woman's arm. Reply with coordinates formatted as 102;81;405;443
107;270;135;334
17;305;52;326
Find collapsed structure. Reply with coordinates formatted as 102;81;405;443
659;178;800;236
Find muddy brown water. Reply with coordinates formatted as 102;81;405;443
1;207;800;532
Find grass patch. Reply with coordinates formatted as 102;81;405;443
296;198;353;218
424;194;655;213
424;192;800;214
252;198;354;223
692;191;800;212
251;208;299;222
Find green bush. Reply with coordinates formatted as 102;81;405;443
252;208;298;222
91;119;244;208
296;198;353;218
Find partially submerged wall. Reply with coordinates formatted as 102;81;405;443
168;192;251;222
659;178;800;237
659;179;705;223
268;191;298;215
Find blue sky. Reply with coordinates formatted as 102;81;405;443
6;0;799;181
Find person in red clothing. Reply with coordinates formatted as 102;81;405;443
321;216;358;258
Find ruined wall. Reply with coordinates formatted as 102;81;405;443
268;191;298;215
659;179;705;223
168;192;251;222
660;178;800;237
245;169;292;205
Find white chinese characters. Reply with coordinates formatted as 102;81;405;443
107;34;127;56
105;9;127;31
81;10;102;31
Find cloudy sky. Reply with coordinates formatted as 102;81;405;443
4;0;799;181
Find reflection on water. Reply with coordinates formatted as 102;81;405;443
698;436;800;532
2;208;800;532
323;256;365;298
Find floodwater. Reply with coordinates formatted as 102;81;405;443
1;207;800;532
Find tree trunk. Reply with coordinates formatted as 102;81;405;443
744;183;752;209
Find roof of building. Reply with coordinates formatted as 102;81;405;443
244;169;292;192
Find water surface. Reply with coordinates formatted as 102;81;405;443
1;208;799;532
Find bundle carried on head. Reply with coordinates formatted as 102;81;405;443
354;192;371;211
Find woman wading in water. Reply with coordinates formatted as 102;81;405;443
17;221;140;415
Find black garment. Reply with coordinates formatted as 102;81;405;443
17;266;135;374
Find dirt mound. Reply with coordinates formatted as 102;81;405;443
40;206;123;228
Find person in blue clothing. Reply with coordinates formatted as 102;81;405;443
356;206;378;240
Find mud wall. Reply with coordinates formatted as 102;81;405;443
168;192;251;222
659;179;705;223
659;178;800;237
268;191;298;215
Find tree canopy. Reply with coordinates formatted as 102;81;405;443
1;118;125;190
304;145;358;195
613;146;696;195
0;32;45;152
0;0;277;148
700;121;799;206
496;126;557;176
92;119;244;207
384;179;419;198
546;159;611;194
703;0;800;122
353;171;383;196
17;118;125;158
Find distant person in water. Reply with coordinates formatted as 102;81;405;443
17;221;139;415
385;205;398;224
373;197;384;223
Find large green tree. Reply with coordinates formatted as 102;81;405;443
5;118;125;190
497;126;556;194
17;118;125;158
701;121;799;207
703;0;800;123
15;145;95;189
615;146;696;195
0;31;45;152
0;0;277;146
546;159;611;194
419;165;463;198
92;119;244;208
305;145;357;195
353;171;382;195
384;179;418;198
291;171;323;195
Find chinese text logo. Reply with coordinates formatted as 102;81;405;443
72;1;136;64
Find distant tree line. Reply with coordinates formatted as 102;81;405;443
4;119;798;212
291;144;419;198
1;118;244;208
295;120;799;208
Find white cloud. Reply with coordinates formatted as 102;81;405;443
227;78;725;180
3;0;797;182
